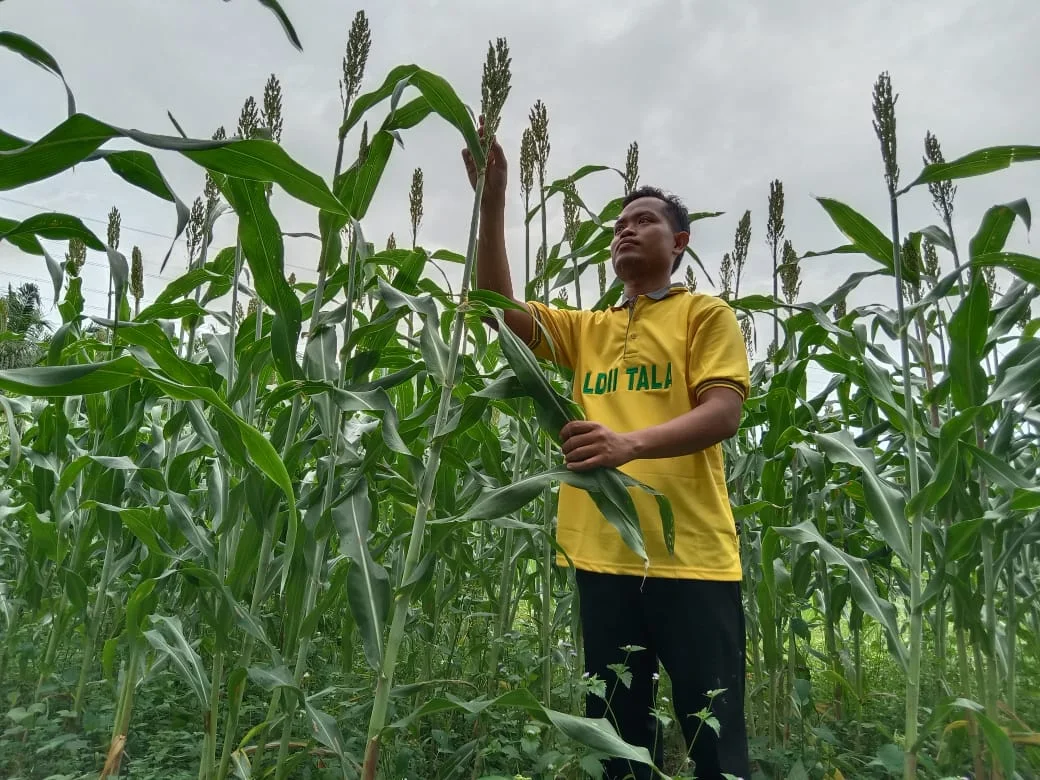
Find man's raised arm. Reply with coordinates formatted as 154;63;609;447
462;126;535;344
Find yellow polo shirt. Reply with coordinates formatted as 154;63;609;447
526;284;750;580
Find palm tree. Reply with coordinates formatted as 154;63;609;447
0;283;49;369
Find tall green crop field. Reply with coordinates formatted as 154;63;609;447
0;4;1037;779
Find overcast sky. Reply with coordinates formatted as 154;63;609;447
2;0;1038;393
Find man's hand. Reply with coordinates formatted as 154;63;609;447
462;115;507;210
560;420;636;471
559;387;744;471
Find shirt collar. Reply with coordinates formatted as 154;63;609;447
615;283;685;309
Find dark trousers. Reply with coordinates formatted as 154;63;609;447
575;569;750;780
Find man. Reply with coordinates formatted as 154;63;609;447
463;126;751;780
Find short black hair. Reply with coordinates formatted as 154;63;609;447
620;186;691;273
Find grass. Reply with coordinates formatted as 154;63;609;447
2;591;1036;779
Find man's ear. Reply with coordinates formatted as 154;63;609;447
672;230;690;265
673;230;690;255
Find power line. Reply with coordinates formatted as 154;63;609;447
0;194;319;275
0;195;183;243
0;267;110;298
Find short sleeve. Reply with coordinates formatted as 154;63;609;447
525;300;583;370
686;298;751;403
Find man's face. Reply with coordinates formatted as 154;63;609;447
610;197;687;282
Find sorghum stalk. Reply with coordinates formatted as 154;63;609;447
363;169;487;780
363;39;509;778
914;240;950;684
105;639;144;777
72;532;116;716
817;504;842;718
530;98;554;708
1007;556;1018;714
226;240;245;396
926;130;1000;763
213;86;286;776
255;35;369;768
766;182;784;351
487;425;525;697
872;71;924;780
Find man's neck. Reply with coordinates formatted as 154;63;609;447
623;277;673;300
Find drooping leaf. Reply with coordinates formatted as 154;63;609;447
0;396;21;472
964;442;1037;493
814;197;915;284
302;703;350;769
972;252;1040;287
403;68;484;171
223;177;301;380
0;212;105;251
342;64;420;138
814;430;910;565
143;615;210;707
0;357;145;396
91;319;212;388
906;410;979;518
491;308;584;442
774;520;908;671
42;246;64;306
0;113;346;214
0;31;76;116
333;479;390;671
86;149;190;268
969;199;1031;260
244;0;303;51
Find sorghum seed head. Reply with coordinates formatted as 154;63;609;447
563;182;581;246
238;96;260;140
733;210;752;279
409;168;424;246
342;11;372;108
780;239;801;304
529;100;550;182
922;239;940;280
130;246;144;301
871;71;900;194
924;131;956;223
480;37;512;150
187;197;206;266
519;127;536;201
107;206;121;250
262;74;284;144
358;121;369;165
719;252;733;301
65;238;86;277
624;141;639;196
684;265;697;293
766;179;784;251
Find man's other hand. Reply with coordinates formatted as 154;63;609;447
560;420;635;471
